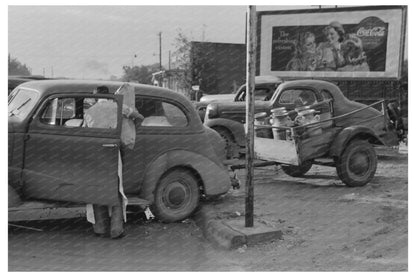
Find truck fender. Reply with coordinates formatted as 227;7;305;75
329;126;382;158
204;118;245;146
140;150;230;203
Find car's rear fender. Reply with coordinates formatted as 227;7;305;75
205;118;245;146
329;126;384;158
139;150;231;203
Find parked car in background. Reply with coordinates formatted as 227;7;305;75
194;75;282;122
205;79;401;160
8;80;232;223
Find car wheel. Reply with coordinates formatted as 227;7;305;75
335;140;377;187
212;126;237;159
151;169;200;222
281;160;313;177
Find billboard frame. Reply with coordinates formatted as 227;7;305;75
256;5;407;81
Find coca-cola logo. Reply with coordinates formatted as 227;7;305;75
357;26;386;37
355;17;388;50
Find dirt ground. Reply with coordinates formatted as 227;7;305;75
210;147;408;271
8;147;408;271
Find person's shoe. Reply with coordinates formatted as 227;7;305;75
94;232;108;238
110;231;125;239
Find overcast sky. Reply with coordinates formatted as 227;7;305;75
8;6;251;79
8;5;319;79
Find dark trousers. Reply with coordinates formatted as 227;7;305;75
93;201;124;238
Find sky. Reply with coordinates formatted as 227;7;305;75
8;5;248;79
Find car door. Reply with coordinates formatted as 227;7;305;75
22;93;123;206
121;95;195;193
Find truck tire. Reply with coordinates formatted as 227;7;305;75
281;160;313;177
212;126;237;159
151;168;200;223
335;140;377;187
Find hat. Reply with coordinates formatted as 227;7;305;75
328;21;345;36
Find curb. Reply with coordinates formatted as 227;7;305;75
193;205;246;250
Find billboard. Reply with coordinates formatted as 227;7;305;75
257;6;406;79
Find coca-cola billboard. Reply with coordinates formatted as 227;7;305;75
258;6;406;79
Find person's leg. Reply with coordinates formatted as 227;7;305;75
93;204;110;236
110;202;124;239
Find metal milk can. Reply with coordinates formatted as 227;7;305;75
254;112;272;138
295;109;322;136
270;108;292;140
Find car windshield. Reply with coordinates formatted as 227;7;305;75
8;88;40;119
236;88;273;101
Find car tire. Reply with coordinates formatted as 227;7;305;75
151;168;200;223
212;126;237;159
335;140;377;187
281;160;313;177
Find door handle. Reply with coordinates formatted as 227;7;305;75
102;143;118;148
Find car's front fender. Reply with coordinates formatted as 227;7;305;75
204;118;245;146
140;150;231;203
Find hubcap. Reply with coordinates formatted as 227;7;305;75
349;151;370;176
163;181;188;209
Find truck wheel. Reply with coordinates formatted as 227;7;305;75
151;169;200;222
212;127;237;159
281;160;312;177
336;140;377;187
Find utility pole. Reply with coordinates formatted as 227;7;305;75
158;32;162;71
245;5;257;228
168;50;171;70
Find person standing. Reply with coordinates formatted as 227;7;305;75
84;84;143;239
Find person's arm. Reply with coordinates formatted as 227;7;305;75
122;104;144;122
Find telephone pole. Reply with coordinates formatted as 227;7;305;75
245;5;257;228
158;32;162;71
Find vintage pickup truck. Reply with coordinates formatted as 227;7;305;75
8;80;232;222
205;79;400;186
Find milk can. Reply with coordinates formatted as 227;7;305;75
295;109;322;136
270;108;292;140
254;112;272;138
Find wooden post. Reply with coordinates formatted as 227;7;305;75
245;5;257;228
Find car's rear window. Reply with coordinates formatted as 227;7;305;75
136;97;188;127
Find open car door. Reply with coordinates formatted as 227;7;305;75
22;94;123;206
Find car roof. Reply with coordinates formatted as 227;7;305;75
254;75;283;85
278;79;342;92
16;79;190;104
276;79;346;101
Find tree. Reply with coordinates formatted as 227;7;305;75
121;63;161;84
8;54;31;76
171;29;217;97
171;29;193;94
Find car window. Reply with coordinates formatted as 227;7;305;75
236;88;273;102
8;88;40;119
39;96;118;129
321;89;333;100
278;89;317;106
136;97;188;127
